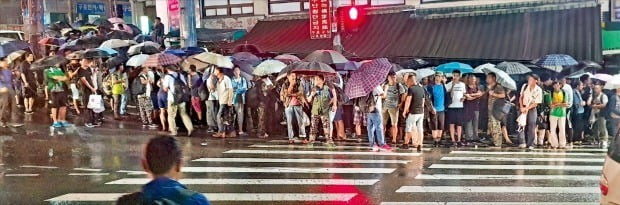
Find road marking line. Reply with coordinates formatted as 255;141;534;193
225;149;422;156
73;168;103;172
381;202;598;205
4;174;39;177
106;178;379;185
429;164;602;170
441;156;605;163
192;157;410;164
118;167;395;174
46;193;358;202
248;144;432;151
395;186;599;193
20;165;58;169
532;148;606;152
68;173;109;176
450;150;604;156
415;174;600;180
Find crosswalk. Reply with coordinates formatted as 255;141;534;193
46;139;418;204
382;148;604;204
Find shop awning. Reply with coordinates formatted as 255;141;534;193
227;2;602;62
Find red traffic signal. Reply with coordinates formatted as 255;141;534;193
338;6;367;33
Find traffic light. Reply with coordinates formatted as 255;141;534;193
338;6;367;33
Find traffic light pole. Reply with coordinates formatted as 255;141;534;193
333;0;344;54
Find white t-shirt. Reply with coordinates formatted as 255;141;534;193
446;81;466;108
163;71;187;103
562;84;574;108
144;70;154;95
217;75;233;105
372;86;385;112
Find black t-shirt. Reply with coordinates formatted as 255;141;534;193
408;85;425;114
77;67;93;89
20;62;36;83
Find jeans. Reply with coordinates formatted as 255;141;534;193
120;92;127;115
217;105;229;133
593;117;608;142
549;115;567;148
464;111;480;141
610;118;620;139
233;103;244;132
285;106;306;139
205;100;218;129
518;108;538;147
167;101;193;135
367;112;386;147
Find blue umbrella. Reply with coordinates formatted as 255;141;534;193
533;54;578;73
96;47;118;56
0;40;30;58
164;49;188;57
436;62;473;74
182;47;206;56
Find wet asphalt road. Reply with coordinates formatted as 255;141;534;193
0;112;605;205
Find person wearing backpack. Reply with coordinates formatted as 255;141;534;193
588;84;609;148
212;67;233;138
187;66;205;125
162;65;194;137
116;136;210;205
134;66;158;129
548;81;568;149
382;72;406;145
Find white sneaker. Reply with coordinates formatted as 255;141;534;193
518;144;527;149
602;141;609;149
371;145;380;152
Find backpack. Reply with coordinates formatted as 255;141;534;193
168;74;191;105
245;82;261;109
116;189;203;205
491;85;512;121
357;92;377;113
131;75;147;96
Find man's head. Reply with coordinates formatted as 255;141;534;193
452;70;461;82
214;67;223;78
407;73;417;86
486;72;497;85
233;66;241;77
80;58;93;68
527;73;539;86
434;72;444;84
387;72;396;84
155;17;161;24
594;84;603;94
287;71;297;83
314;75;325;87
165;65;178;73
25;53;34;62
141;136;183;179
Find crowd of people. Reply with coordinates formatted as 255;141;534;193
0;20;619;153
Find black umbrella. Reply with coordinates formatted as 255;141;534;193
0;40;30;58
92;18;113;29
31;56;68;70
400;58;429;69
107;30;133;40
105;56;127;69
125;24;142;37
134;34;153;43
76;35;106;49
84;49;109;59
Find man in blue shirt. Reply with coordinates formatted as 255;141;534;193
427;72;447;147
117;136;210;205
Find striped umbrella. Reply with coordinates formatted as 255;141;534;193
496;62;532;75
533;54;578;73
142;53;182;67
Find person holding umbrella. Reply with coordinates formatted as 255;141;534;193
486;72;507;147
307;75;337;146
20;53;37;114
281;71;307;144
44;63;71;128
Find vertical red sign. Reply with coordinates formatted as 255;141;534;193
309;0;332;39
168;0;180;31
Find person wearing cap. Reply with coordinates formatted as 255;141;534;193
427;71;448;147
382;71;406;145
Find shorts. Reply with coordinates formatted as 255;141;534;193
431;111;445;130
333;106;343;121
157;95;167;110
70;84;80;100
406;114;424;133
382;108;399;126
447;108;464;126
191;96;202;113
23;86;36;98
353;108;367;126
49;91;67;108
150;93;159;110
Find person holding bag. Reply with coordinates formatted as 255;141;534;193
281;71;307;144
517;74;543;149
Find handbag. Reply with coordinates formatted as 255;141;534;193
87;94;105;113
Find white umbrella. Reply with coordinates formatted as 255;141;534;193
99;39;130;49
126;54;150;67
605;75;620;89
415;68;436;81
193;52;233;68
567;71;593;79
481;66;517;91
253;60;287;77
474;63;495;74
593;73;613;82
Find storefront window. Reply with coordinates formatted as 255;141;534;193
203;0;254;18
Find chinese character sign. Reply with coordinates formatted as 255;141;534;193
309;0;332;39
168;0;181;31
76;3;106;15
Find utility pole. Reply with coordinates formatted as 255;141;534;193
333;0;343;53
21;0;44;57
181;0;197;47
67;0;73;23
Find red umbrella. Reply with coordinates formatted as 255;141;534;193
345;58;392;99
142;53;182;67
38;37;65;46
